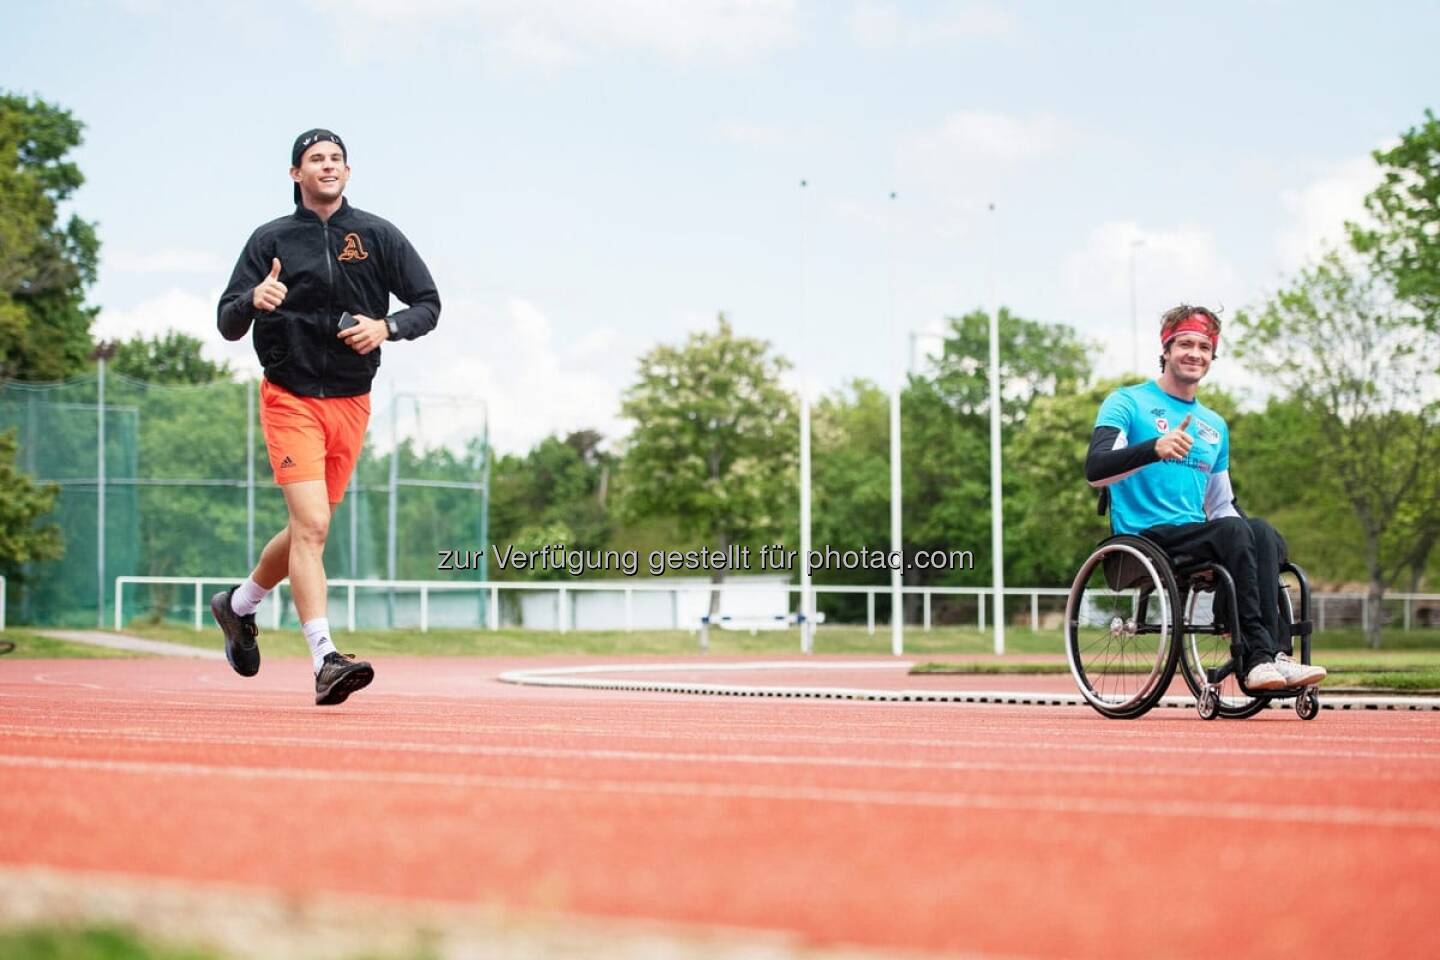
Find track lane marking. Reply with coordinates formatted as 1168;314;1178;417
3;753;1438;831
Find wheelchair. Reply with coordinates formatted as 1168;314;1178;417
1064;532;1319;720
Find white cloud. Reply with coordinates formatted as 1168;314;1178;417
378;296;630;454
310;0;798;68
95;289;632;455
1275;152;1381;271
897;110;1071;223
849;0;1017;49
1062;221;1243;378
93;288;261;375
106;249;226;274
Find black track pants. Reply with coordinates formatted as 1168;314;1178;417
1140;517;1289;670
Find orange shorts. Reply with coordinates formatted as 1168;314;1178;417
259;379;371;504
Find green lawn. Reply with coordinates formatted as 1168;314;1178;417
9;621;1439;692
0;924;435;960
0;631;146;659
0;925;217;960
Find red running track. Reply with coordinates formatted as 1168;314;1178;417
2;655;1439;958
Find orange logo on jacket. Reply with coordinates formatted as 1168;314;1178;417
337;233;369;262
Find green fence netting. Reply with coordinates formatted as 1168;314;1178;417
1;373;488;627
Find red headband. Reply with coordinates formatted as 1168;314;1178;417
1162;314;1219;350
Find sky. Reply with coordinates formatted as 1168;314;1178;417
4;0;1435;453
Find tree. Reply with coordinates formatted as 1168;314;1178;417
113;331;231;385
1235;252;1440;647
809;379;891;620
1349;109;1440;322
900;308;1092;620
1005;381;1124;587
619;313;795;613
0;429;63;581
0;93;99;381
488;430;616;577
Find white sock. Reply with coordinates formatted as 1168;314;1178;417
302;618;338;673
230;578;271;617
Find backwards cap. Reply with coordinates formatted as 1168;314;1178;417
290;128;346;205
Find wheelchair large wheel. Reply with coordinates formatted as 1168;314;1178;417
1065;537;1182;719
1178;569;1299;719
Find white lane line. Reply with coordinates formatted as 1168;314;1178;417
3;753;1437;831
500;667;1440;712
28;674;104;690
1;712;1438;761
4;725;1436;782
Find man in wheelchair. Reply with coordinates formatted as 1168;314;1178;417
1083;304;1326;692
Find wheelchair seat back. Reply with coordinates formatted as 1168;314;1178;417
1102;551;1153;592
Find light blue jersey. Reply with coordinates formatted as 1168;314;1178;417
1094;380;1230;535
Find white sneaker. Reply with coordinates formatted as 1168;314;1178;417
1274;652;1326;686
1244;660;1287;691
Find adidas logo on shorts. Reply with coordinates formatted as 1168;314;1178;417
280;456;296;469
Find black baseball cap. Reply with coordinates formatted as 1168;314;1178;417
291;128;347;204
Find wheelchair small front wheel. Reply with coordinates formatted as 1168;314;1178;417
1196;685;1221;720
1295;686;1321;721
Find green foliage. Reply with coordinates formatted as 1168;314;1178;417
112;332;232;385
1349;108;1440;321
925;308;1091;423
1235;252;1440;645
1005;381;1119;585
0;92;98;380
0;428;62;577
0;924;216;960
906;308;1093;589
488;430;613;573
619;313;795;565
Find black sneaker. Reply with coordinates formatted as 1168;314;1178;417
315;652;374;706
211;587;260;677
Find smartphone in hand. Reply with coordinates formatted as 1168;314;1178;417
338;311;358;331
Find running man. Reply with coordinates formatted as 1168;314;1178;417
213;128;440;704
1084;305;1326;691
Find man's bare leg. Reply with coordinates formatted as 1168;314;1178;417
249;500;340;592
281;480;333;626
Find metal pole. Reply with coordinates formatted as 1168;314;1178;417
479;411;490;584
96;357;107;627
798;178;814;654
387;389;399;627
987;203;1005;655
246;379;256;569
888;191;904;657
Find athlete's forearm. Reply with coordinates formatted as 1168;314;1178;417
1085;426;1159;487
216;292;254;341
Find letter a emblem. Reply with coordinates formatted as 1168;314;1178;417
338;233;369;262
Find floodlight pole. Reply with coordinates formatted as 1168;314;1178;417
798;178;814;654
887;191;904;657
986;203;1005;655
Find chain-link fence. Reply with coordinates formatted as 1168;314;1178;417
1;371;489;626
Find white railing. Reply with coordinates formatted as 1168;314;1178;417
113;576;1440;651
114;576;1071;641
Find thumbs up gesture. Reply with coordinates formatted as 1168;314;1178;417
252;258;288;312
1156;413;1194;460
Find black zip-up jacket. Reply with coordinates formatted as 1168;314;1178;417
217;198;440;398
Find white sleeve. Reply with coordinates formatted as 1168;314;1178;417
1204;470;1240;520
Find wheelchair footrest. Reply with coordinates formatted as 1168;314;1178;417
1206;661;1237;684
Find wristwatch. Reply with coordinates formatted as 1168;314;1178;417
385;317;400;341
